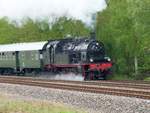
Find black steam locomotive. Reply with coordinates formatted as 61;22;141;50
0;37;112;80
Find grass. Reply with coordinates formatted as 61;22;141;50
144;77;150;82
109;74;150;82
0;94;85;113
109;74;134;80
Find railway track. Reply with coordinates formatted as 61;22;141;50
2;76;149;90
0;76;149;100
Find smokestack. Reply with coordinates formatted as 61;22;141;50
90;31;96;40
91;13;96;40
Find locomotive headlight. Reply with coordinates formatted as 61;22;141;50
90;58;93;62
107;58;111;61
105;57;111;62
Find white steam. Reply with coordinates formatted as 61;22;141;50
35;73;84;81
0;0;106;25
52;73;84;81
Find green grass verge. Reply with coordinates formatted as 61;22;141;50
144;77;150;81
109;74;150;81
109;74;134;80
0;94;85;113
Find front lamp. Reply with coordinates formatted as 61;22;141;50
90;58;93;62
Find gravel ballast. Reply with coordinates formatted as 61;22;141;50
0;83;149;113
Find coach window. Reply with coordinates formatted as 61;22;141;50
4;53;5;59
12;52;15;56
4;53;6;60
0;53;2;60
31;53;33;60
7;53;11;60
5;53;7;60
35;53;39;60
2;53;4;60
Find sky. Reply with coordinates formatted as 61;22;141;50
0;0;106;25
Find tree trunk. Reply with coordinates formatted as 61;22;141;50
134;56;138;75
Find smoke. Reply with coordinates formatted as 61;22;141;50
0;0;106;25
35;72;84;81
54;73;84;81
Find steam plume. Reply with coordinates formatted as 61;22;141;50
0;0;106;25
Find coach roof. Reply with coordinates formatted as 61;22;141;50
0;41;47;52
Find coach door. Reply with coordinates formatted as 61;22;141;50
15;51;20;72
49;46;54;64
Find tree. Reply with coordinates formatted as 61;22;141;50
0;16;90;44
127;0;150;75
0;17;18;44
96;0;150;79
50;17;90;38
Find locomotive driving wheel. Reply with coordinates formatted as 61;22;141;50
84;71;96;80
84;71;90;80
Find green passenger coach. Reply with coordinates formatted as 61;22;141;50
0;42;47;74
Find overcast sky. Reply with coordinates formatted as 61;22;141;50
0;0;106;25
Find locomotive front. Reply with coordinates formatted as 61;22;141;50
83;40;112;80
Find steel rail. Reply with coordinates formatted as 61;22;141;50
0;76;149;90
0;76;149;100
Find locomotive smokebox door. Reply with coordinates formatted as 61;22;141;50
81;52;86;62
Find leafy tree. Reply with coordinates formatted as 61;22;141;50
0;16;90;43
0;17;18;44
50;17;90;38
126;0;150;75
96;0;150;79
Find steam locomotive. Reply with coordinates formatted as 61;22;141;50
0;37;112;80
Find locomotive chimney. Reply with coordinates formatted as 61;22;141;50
90;31;96;40
90;13;96;40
